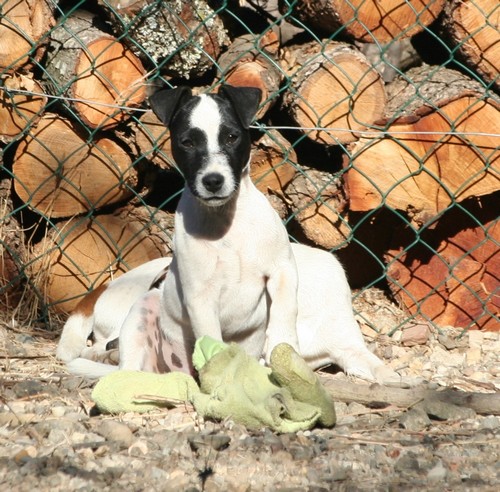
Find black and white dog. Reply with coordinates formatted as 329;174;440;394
57;85;401;384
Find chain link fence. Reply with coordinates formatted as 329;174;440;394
0;0;498;332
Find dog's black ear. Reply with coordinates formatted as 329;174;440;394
149;86;192;127
218;85;262;129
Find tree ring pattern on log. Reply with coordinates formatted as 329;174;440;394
282;41;386;145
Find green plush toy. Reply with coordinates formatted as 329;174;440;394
92;337;336;432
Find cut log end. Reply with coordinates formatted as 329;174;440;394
0;73;47;142
13;115;136;218
73;38;146;128
284;0;446;43
444;0;500;90
386;197;499;331
30;208;173;313
283;42;386;145
345;79;499;223
0;0;55;69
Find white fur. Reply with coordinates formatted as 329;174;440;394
161;173;300;360
57;90;406;385
57;257;171;364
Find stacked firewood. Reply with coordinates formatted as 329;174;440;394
0;0;498;330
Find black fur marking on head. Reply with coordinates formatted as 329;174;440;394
217;85;262;129
149;86;192;127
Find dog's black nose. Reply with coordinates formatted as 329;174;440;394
202;173;224;193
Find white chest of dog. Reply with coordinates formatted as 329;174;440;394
57;85;401;385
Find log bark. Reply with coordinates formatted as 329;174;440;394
344;66;499;226
286;167;350;250
385;194;499;331
0;178;27;310
281;0;446;43
29;206;173;314
134;110;173;171
442;0;499;91
98;0;230;80
358;38;422;83
281;41;386;145
13;114;137;218
44;10;146;129
0;0;55;70
216;33;282;117
0;72;47;143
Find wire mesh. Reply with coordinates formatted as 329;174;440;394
0;0;498;331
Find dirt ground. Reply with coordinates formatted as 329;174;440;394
1;291;499;491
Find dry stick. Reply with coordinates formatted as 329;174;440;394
320;377;500;416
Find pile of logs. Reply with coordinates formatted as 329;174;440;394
0;0;498;330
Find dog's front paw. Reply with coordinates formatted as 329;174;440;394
372;364;404;385
339;349;418;387
372;365;424;388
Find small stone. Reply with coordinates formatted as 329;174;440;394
12;380;45;397
466;347;482;365
289;443;314;461
128;439;149;456
14;445;37;465
360;324;378;339
330;467;349;481
394;453;420;472
51;406;66;418
71;431;105;446
401;324;429;346
408;356;424;372
421;399;476;421
438;334;467;350
468;330;484;349
97;420;134;448
383;345;393;359
480;416;500;430
392;330;403;343
262;430;284;452
427;461;447;481
430;346;465;367
399;408;431;431
150;466;169;481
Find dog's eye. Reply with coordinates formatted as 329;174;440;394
181;138;194;148
226;133;239;145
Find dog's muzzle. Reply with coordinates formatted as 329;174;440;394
202;172;225;193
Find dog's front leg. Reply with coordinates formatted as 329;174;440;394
163;260;224;343
264;259;300;361
185;297;223;342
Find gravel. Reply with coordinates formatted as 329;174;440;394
1;293;499;491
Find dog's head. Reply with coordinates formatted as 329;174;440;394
149;85;261;207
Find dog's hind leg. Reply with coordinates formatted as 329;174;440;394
119;289;194;375
56;312;95;363
293;243;406;385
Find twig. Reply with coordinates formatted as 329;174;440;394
321;377;500;415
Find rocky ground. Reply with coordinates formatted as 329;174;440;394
1;289;499;491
